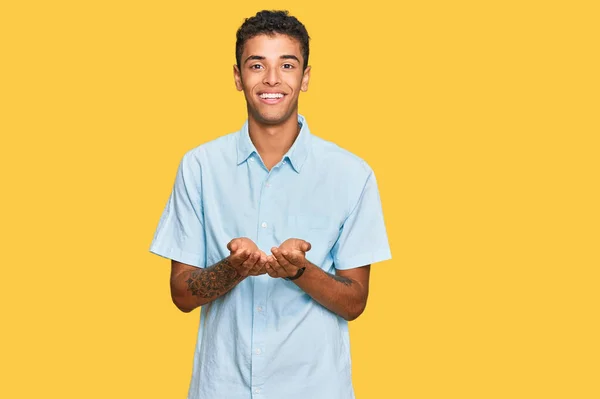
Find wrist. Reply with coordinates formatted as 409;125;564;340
285;266;306;281
226;254;249;280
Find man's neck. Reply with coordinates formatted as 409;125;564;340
247;112;301;169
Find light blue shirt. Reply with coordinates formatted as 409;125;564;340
150;114;391;399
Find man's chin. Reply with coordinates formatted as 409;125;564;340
256;116;286;126
250;108;295;126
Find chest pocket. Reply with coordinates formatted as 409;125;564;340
287;214;332;230
285;214;341;266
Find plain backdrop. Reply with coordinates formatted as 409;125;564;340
1;1;598;398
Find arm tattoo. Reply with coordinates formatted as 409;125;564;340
185;258;241;298
325;273;354;286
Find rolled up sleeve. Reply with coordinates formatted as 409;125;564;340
149;152;206;268
331;170;392;270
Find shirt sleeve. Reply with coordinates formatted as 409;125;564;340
149;152;206;268
331;170;392;270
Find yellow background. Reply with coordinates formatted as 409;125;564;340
1;1;598;398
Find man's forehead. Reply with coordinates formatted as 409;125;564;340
242;33;302;57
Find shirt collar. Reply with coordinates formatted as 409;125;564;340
236;114;312;173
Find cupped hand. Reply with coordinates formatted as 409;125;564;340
227;237;268;277
265;238;311;279
278;238;312;253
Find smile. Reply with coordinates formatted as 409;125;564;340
258;92;286;104
259;93;284;99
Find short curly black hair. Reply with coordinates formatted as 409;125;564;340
236;10;310;71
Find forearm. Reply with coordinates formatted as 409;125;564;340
171;257;246;312
292;262;367;321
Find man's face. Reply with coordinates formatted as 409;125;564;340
234;33;310;126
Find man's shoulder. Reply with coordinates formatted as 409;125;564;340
310;134;373;178
181;130;238;164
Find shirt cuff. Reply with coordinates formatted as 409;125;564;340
149;243;204;268
334;249;392;270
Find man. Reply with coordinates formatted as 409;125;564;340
150;10;391;399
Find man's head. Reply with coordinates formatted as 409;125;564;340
233;10;311;126
235;10;310;71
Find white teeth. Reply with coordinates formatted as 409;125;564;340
260;93;284;99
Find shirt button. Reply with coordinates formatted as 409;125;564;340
261;222;267;228
254;388;261;394
249;157;254;162
255;348;262;355
256;306;263;312
283;160;287;164
265;182;271;188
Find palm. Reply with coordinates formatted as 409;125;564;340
279;238;311;253
238;238;259;252
227;237;257;253
227;237;268;276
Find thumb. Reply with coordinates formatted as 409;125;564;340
302;241;312;252
228;239;238;252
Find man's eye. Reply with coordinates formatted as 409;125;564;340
251;64;263;70
283;64;294;69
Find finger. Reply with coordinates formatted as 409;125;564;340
272;247;293;274
260;252;268;264
251;252;268;275
227;239;239;253
241;251;260;272
246;252;264;276
254;254;267;270
268;259;285;278
256;265;267;275
265;262;278;278
267;253;286;278
243;251;260;265
230;249;250;265
250;264;267;276
282;251;306;268
302;241;312;252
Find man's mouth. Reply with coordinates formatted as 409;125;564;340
258;92;286;104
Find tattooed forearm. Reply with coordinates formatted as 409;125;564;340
185;258;242;298
325;273;354;286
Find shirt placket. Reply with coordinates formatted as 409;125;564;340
250;156;282;397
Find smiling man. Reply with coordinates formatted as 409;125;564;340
150;10;391;399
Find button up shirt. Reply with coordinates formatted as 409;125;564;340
150;114;391;399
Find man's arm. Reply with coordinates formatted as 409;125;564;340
170;256;245;312
266;242;370;321
170;238;267;313
292;260;370;321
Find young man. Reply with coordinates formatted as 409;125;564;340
150;10;391;399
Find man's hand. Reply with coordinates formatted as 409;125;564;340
227;237;268;277
265;238;312;279
263;237;370;320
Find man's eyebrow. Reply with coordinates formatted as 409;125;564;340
244;54;301;64
280;55;300;63
244;55;265;64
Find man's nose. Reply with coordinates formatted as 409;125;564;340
263;67;281;86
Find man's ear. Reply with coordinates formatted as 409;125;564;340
301;65;311;92
233;64;243;91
